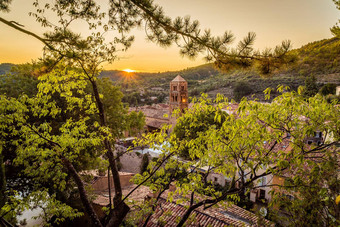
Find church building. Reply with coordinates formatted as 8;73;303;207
169;75;188;116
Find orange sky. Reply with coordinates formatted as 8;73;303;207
0;0;339;72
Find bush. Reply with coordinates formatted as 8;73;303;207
319;83;336;96
233;81;253;101
303;75;318;97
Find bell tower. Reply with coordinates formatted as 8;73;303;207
169;75;188;116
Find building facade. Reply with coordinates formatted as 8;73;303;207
169;75;188;116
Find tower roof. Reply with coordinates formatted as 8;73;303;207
171;75;186;82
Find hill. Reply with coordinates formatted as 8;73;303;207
100;37;340;104
0;63;15;75
1;37;339;104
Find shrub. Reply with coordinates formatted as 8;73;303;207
319;83;336;96
233;81;253;101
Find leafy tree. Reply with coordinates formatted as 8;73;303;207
0;65;145;226
134;88;339;226
0;68;105;225
172;95;228;159
271;157;340;226
303;75;319;97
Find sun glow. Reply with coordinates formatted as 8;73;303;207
122;69;135;73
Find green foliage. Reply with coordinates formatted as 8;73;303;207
134;89;339;225
173;94;228;159
0;67;106;223
319;83;337;96
270;158;340;226
0;63;14;75
325;94;340;103
0;154;5;207
303;75;319;97
0;0;339;225
0;73;38;98
233;81;253;101
98;78;144;138
0;190;83;226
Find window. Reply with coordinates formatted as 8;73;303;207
315;131;322;138
214;177;218;182
173;86;177;91
260;176;267;186
181;86;185;91
259;189;266;200
307;140;313;145
285;194;294;200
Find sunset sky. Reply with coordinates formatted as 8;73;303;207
0;0;339;72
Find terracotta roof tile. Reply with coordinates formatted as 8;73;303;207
171;75;186;82
140;197;274;227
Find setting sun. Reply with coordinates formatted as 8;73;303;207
122;69;135;73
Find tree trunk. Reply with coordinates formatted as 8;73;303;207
89;79;129;223
0;154;6;207
106;201;130;227
89;79;123;204
62;157;103;227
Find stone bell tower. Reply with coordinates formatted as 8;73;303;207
169;75;188;116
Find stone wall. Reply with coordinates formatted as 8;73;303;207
92;172;135;192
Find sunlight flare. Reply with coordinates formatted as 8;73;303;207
122;68;135;73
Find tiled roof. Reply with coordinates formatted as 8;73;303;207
142;198;229;227
141;197;274;227
171;75;186;82
146;118;168;129
131;105;169;119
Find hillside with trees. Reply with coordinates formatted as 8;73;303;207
3;38;339;105
99;37;340;105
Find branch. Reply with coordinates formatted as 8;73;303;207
129;1;259;60
25;124;62;149
0;17;55;51
120;151;174;204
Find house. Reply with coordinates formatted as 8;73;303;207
90;172;273;226
141;196;274;227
